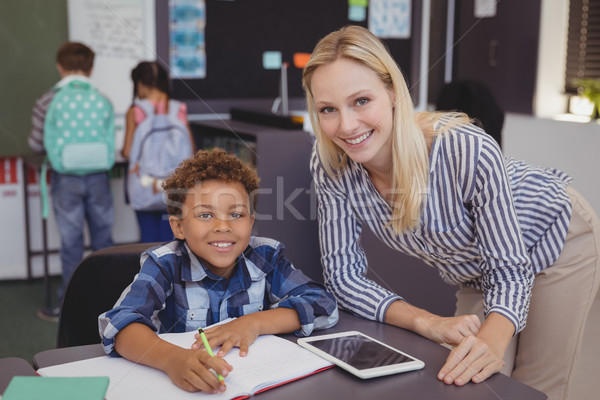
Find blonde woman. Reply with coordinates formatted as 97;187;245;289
303;25;599;400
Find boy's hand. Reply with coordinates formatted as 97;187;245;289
193;316;261;357
163;346;233;393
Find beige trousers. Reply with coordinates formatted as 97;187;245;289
455;186;600;400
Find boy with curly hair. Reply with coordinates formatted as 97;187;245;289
99;149;338;394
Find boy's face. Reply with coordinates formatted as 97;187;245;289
169;179;255;279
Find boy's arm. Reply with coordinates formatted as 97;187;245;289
115;322;232;393
196;308;301;357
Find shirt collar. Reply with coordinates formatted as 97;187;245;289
55;74;91;89
182;242;265;285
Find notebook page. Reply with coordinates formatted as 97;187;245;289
38;331;332;400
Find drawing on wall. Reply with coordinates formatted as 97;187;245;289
169;0;206;79
369;0;411;39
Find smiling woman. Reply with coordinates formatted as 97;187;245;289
303;25;600;400
310;58;395;174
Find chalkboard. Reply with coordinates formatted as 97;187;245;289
0;0;68;157
157;0;414;101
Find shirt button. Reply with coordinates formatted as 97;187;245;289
190;312;195;319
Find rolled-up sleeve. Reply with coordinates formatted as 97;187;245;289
264;241;339;336
98;252;174;356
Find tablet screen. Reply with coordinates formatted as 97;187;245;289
307;334;415;370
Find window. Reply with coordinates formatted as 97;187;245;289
565;0;600;93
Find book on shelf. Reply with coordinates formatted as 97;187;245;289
37;328;333;400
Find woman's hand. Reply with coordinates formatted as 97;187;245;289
385;300;480;346
417;314;482;346
437;334;505;385
437;312;514;385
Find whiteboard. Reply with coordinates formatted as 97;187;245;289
67;0;156;115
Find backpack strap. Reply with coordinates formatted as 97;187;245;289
133;98;157;120
167;99;182;120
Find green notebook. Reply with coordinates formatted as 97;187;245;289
2;376;109;400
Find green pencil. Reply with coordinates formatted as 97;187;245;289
198;328;225;383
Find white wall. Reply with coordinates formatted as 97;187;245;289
535;0;570;117
503;113;600;215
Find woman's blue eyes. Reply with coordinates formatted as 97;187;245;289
318;98;369;113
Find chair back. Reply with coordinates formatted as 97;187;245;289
57;242;160;348
436;79;505;148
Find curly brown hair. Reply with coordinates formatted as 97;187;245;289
163;148;260;217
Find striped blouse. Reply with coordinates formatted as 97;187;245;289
310;122;572;333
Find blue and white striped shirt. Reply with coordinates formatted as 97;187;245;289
311;123;571;333
99;237;339;356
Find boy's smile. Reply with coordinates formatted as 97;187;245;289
169;179;255;279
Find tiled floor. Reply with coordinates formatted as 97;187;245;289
569;294;600;400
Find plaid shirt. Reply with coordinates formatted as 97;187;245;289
99;237;338;355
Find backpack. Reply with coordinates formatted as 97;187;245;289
43;78;115;174
126;98;193;211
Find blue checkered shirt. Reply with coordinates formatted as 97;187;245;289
99;237;339;356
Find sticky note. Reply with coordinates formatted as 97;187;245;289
293;53;311;69
262;51;282;70
349;5;367;21
349;0;368;6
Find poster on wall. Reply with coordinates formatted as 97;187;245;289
169;0;207;79
369;0;411;39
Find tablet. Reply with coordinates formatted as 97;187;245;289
297;331;424;379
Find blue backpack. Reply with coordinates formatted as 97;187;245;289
43;78;115;175
127;99;193;211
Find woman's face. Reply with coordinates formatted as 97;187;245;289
310;58;395;170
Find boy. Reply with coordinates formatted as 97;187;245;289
98;149;339;394
28;42;114;320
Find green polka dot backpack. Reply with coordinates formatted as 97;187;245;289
43;78;115;175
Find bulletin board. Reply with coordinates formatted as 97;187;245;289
158;0;415;101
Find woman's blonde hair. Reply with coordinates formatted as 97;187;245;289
302;25;468;233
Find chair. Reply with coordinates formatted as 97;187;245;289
57;242;160;348
435;79;505;148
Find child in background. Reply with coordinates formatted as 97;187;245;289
28;42;114;321
121;61;195;243
99;149;339;394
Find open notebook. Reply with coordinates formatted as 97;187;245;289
37;330;333;400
